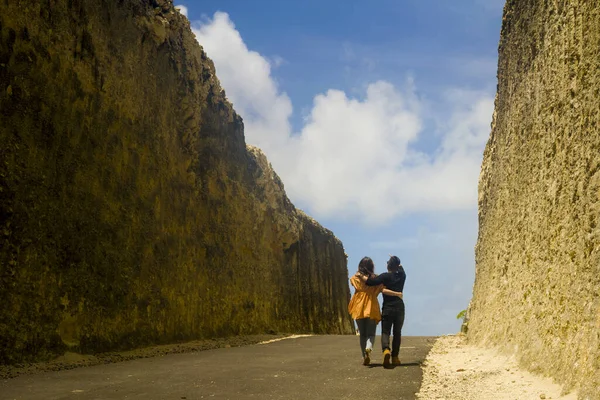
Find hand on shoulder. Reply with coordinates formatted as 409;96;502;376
355;272;368;281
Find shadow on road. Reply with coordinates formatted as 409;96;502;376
367;361;421;369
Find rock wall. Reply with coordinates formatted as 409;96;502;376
469;1;600;398
0;0;354;364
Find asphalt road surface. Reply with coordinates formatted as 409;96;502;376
0;335;436;400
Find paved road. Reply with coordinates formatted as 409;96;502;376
0;336;436;400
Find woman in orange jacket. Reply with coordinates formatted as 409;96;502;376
348;256;403;365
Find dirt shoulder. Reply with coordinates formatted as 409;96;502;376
0;334;288;380
416;335;579;400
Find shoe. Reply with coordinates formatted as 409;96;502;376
363;348;371;365
392;356;401;365
383;349;391;368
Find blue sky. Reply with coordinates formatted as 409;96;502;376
176;0;505;335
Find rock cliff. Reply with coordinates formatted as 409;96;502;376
0;0;354;364
469;1;600;398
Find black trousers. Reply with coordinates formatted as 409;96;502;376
381;301;405;357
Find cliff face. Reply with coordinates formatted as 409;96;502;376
0;0;353;364
469;1;600;398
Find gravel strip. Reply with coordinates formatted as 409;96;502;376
416;335;579;400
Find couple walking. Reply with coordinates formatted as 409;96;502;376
348;255;406;368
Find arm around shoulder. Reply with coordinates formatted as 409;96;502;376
365;273;385;286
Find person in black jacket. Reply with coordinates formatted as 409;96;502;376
358;255;406;368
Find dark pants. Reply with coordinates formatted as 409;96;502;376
381;302;405;357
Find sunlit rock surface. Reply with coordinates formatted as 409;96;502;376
469;1;600;398
0;0;353;364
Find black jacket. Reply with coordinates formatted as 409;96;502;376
365;268;406;309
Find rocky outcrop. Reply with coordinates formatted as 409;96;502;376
0;0;353;364
469;1;600;399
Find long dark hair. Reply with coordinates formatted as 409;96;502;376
358;256;375;276
387;255;401;272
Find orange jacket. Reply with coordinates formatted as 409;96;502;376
348;275;384;322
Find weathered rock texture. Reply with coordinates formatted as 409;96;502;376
469;1;600;399
0;0;353;364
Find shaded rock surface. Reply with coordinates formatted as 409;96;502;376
469;1;600;399
0;0;353;364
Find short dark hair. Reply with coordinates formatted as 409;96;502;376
358;257;375;276
387;255;401;272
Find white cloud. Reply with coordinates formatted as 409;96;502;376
193;13;292;151
192;12;494;224
269;55;286;69
174;4;188;17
